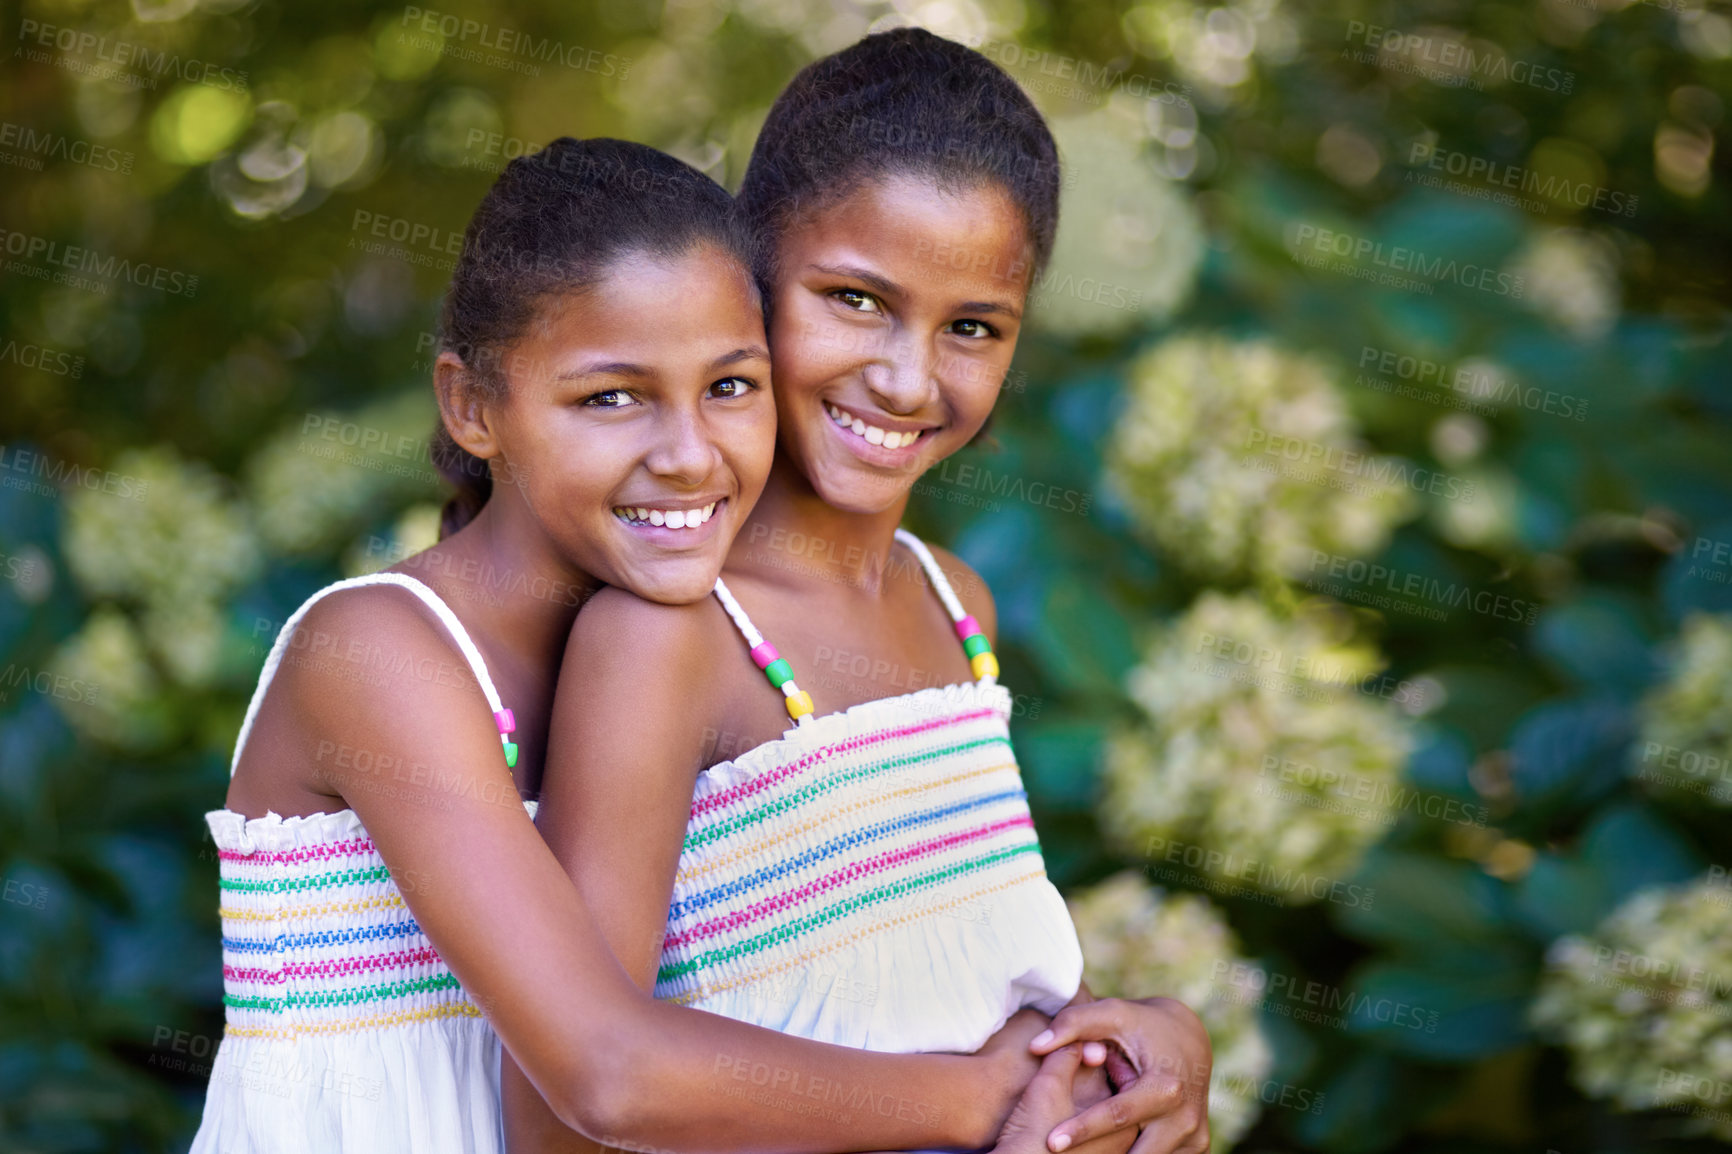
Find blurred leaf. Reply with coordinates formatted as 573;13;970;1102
1505;696;1634;820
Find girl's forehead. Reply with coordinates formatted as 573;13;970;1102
779;175;1035;295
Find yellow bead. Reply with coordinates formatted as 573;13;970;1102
786;690;815;720
970;652;999;680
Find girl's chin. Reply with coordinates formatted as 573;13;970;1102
615;567;724;606
809;464;917;516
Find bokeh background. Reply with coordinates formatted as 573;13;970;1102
2;0;1730;1150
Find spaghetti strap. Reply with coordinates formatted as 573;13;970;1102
230;572;507;775
712;529;999;724
713;576;816;727
895;528;1000;686
893;528;969;622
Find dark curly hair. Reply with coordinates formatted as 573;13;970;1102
736;27;1061;286
433;137;756;537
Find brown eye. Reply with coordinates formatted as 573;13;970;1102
583;389;635;408
833;289;883;314
950;319;998;339
708;376;756;399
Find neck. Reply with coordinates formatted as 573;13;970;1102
731;454;913;595
395;498;597;671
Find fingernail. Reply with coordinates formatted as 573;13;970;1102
1049;1133;1071;1152
1031;1029;1055;1049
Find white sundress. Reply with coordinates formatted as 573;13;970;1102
191;573;527;1154
655;531;1084;1068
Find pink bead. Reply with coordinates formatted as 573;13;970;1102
955;615;983;640
749;642;781;670
494;708;516;735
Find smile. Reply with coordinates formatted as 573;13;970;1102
824;402;929;450
611;500;720;530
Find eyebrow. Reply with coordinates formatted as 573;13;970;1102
956;298;1023;321
811;263;902;299
555;345;769;382
559;360;648;380
811;263;1022;322
709;345;769;370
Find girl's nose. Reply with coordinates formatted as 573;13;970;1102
644;410;722;484
862;333;939;415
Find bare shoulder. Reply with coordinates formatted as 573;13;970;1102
919;542;999;644
558;585;743;713
263;581;495;735
567;585;733;665
232;581;500;813
285;581;474;688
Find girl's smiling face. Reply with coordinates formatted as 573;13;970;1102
767;173;1034;514
444;243;777;604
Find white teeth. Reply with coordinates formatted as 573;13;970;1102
826;403;920;451
613;500;722;530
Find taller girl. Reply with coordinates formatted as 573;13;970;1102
521;29;1212;1154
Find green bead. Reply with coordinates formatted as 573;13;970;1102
962;633;992;659
503;740;519;769
762;657;794;687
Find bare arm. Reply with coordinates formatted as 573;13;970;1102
257;587;1035;1153
504;587;1045;1152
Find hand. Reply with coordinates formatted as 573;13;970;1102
989;1045;1134;1154
1030;997;1212;1154
967;1008;1053;1147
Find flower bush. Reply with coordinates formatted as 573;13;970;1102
1532;874;1732;1140
1068;870;1274;1150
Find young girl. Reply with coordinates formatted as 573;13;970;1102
193;136;1125;1154
516;32;1212;1154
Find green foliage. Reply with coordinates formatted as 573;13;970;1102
0;0;1727;1150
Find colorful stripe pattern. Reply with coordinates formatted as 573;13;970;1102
210;817;481;1039
655;684;1059;1008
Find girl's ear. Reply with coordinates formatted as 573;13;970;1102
435;351;500;461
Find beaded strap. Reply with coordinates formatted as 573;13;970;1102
712;529;999;725
714;577;816;726
893;528;999;684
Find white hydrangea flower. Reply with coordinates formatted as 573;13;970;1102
1033;112;1204;336
245;389;444;555
140;599;228;690
63;445;258;610
1531;875;1732;1140
343;502;444;578
1633;613;1732;806
1101;592;1412;900
1068;871;1275;1150
1510;228;1620;339
1106;334;1416;582
48;608;174;750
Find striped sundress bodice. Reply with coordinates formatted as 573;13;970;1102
211;808;481;1042
654;532;1082;1054
193;573;524;1154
